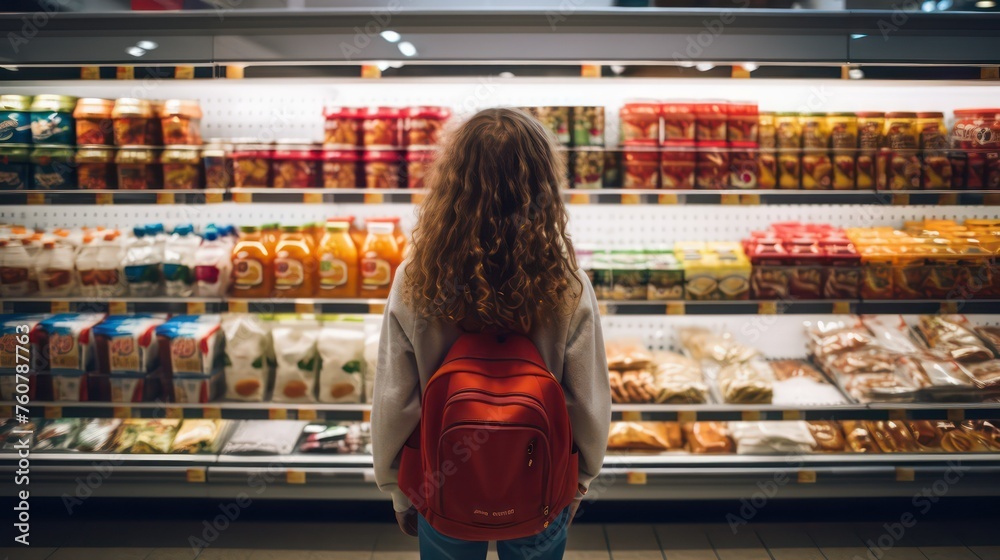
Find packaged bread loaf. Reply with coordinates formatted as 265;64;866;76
716;360;774;404
771;360;848;405
963;360;1000;389
606;339;653;371
916;315;994;363
682;422;734;454
678;326;759;366
728;421;816;454
806;318;876;360
609;369;656;403
651;351;709;404
940;427;991;453
807;421;846;452
607;421;682;450
860;315;921;354
959;421;1000;451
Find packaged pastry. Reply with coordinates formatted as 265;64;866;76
771;359;826;382
222;314;270;402
806;318;876;360
271;321;320;403
607;422;681;450
962;360;1000;389
298;422;372;454
841;370;919;403
609;370;626;403
620;369;657;403
715;360;774;404
807;421;846;452
915;315;994;364
893;354;973;393
959;421;1000;450
975;326;1000;351
222;420;308;455
728;421;816;455
771;360;847;405
677;326;759;366
605;339;653;371
651;351;708;404
841;420;881;453
115;419;180;454
860;315;921;354
171;419;230;454
940;428;991;453
906;420;945;450
318;321;366;403
682;422;734;454
33;419;81;452
72;418;122;452
865;420;921;453
823;348;898;377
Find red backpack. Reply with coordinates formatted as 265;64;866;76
397;332;578;541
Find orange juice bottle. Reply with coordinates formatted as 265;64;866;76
360;222;402;298
301;222;318;253
230;225;274;298
262;222;280;254
367;216;407;252
274;225;316;298
317;221;359;298
329;215;364;250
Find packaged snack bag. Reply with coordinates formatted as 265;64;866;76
155;315;224;403
0;314;49;400
222;314;270;402
272;321;320;403
318;320;365;403
33;313;106;401
93;314;166;402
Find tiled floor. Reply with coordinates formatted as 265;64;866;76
3;521;999;560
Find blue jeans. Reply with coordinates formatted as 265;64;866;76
418;508;570;560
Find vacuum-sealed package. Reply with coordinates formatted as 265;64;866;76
72;418;123;452
222;420;308;455
651;351;708;404
916;315;994;364
297;422;372;454
171;419;231;454
33;418;81;451
728;421;816;455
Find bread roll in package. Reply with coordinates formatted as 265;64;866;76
222;314;271;402
271;319;321;403
318;320;366;403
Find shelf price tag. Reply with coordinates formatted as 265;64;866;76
113;406;131;419
187;301;206;315
621;411;642;422
741;410;761;421
581;64;602;78
116;66;135;80
677;410;696;423
892;194;910;205
45;406;62;419
175;66;195;79
597;302;610;315
758;302;778;315
895;467;915;482
186;468;207;483
233;191;253;204
298;408;318;421
947;409;965;422
364;193;385;204
621;194;641;205
362;409;372;422
782;410;802;421
228;300;249;313
303;192;323;204
81;66;101;80
156;192;176;205
569;193;590;205
295;302;316;315
269;408;288;420
203;407;222;419
888;409;907;421
27;193;45;205
626;472;647;485
740;194;761;205
658;194;678;205
720;194;740;205
205;191;224;204
96;193;114;205
50;300;70;313
832;301;852;315
368;302;386;315
166;407;184;419
939;301;958;314
797;470;817;484
286;470;307;484
108;301;127;315
666;302;685;315
938;194;958;206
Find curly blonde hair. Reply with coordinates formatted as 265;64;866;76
404;107;579;334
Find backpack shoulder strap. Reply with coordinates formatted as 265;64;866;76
440;332;548;371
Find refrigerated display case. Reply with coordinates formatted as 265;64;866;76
2;7;1000;503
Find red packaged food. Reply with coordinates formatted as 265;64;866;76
822;239;861;299
621;102;659;145
364;150;401;189
730;148;758;189
73;98;114;146
406;149;435;189
660;103;695;143
272;141;321;188
322;149;359;188
660;143;694;189
694;101;727;143
696;143;728;189
231;142;273;188
405;106;450;147
749;240;791;299
112;98;154;146
786;237;824;299
362;107;402;149
727;102;758;146
323;106;362;148
75;147;116;190
802;152;833;189
623;148;659;189
160;99;202;146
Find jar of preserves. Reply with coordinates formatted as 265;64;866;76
694;101;727;143
828;113;857;190
323;106;362;148
75;146;116;190
322;149;359;188
533;107;571;145
231;140;273;188
695;143;729;189
202;139;232;189
883;112;918;149
272;140;320;188
660;103;694;143
160;99;202;146
620;102;659;145
404;106;450;147
727;102;758;146
778;151;800;189
572;149;604;189
758;112;776;150
406;149;435;189
115;147;160;190
884;112;920;190
775;112;801;149
73;98;114;146
916;112;947;151
30;95;77;145
856;112;884;189
0;145;30;190
147;100;164;146
361;107;402;149
799;113;829;149
1;95;33;145
161;146;201;190
31;145;76;190
802;152;833;189
623;148;659;189
364;150;401;189
573;106;605;147
112;98;154;146
660;143;694;189
758;150;777;189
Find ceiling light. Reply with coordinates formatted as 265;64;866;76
850;34;867;39
848;68;865;79
380;30;401;43
136;40;158;50
695;62;715;72
126;46;146;57
610;65;626;75
376;61;390;72
499;71;515;78
976;0;995;7
937;0;953;9
921;1;936;10
742;62;758;72
397;41;417;57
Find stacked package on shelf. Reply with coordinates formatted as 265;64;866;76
675;242;751;301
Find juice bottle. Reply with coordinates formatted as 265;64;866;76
230;225;274;298
36;240;76;296
367;216;407;252
360;222;402;298
329;215;363;250
194;231;232;297
273;225;316;298
0;238;34;297
261;223;280;254
76;234;98;297
301;222;318;253
317;221;359;298
95;232;126;298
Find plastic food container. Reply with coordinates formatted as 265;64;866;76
322;149;359;188
364;150;401;189
573;106;605;147
758;151;777;189
0;145;30;190
623;148;659;189
799;113;829;149
404;106;450;147
533;107;571;145
202;139;231;189
73;98;114;146
323;106;362;148
694;101;727;143
112;98;155;146
31;145;76;190
620;102;660;145
660;103;695;143
1;95;33;145
272;141;320;188
75;146;116;190
231;141;273;188
160;99;203;146
775;112;801;149
695;143;729;189
758;112;776;150
406;149;434;189
361;107;402;149
660;143;695;189
778;151;800;189
881;112;920;190
30;94;77;145
115;147;160;190
802;152;833;189
730;148;758;189
161;146;202;189
572;149;604;189
727;102;758;146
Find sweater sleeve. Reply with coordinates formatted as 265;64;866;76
562;272;611;493
371;280;422;513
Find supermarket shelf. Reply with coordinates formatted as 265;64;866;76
0;296;226;314
3;9;1000;66
6;400;999;422
0;189;225;206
